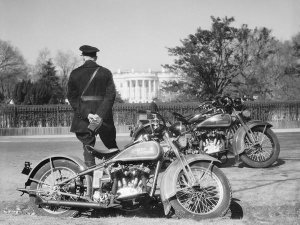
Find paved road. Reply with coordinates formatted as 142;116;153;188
0;132;299;210
276;132;300;159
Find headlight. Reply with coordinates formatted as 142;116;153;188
242;110;251;118
169;122;186;136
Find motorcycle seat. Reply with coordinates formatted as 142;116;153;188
172;112;190;123
85;145;120;159
139;120;149;124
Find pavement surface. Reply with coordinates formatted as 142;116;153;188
0;129;299;221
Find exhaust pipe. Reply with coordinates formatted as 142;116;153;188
35;196;120;209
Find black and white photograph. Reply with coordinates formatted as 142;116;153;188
0;0;299;224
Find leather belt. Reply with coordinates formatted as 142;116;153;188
81;96;104;101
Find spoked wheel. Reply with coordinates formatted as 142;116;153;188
170;162;232;220
240;127;280;168
29;159;87;217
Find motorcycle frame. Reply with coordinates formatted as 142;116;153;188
18;129;221;216
19;153;163;201
164;106;274;160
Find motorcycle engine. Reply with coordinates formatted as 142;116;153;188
177;133;191;148
199;130;226;154
114;164;150;200
92;164;151;203
191;130;225;154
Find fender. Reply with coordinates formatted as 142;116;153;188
24;154;92;195
232;120;273;155
132;122;163;140
131;123;151;139
160;154;220;215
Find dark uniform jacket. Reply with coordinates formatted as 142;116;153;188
67;60;116;133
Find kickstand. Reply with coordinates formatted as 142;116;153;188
233;155;240;167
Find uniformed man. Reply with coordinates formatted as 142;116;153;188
149;97;159;112
67;45;119;167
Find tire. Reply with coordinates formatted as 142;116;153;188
240;127;280;168
170;162;232;220
29;159;83;217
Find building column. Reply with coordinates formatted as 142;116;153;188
154;79;158;98
127;80;131;101
148;80;151;101
131;80;134;102
134;80;138;103
138;80;142;102
142;79;146;103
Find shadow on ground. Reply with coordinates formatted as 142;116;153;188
229;198;244;219
78;199;244;220
218;156;285;168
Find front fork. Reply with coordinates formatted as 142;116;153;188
164;133;213;186
235;113;267;146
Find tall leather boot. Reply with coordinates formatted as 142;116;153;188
83;145;96;167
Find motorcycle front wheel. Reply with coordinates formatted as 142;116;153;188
240;127;280;168
29;159;86;217
170;162;232;220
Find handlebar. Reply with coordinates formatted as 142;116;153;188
196;96;245;113
137;109;167;126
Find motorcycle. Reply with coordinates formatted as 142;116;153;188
130;96;280;168
17;116;232;220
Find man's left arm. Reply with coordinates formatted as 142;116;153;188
96;71;116;120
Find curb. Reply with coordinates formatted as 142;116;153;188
272;128;300;133
0;128;300;139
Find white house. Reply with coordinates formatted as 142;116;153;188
113;69;179;103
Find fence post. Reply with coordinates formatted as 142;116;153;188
57;105;59;127
13;105;17;128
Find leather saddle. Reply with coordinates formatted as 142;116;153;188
85;145;120;159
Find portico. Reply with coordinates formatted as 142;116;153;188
113;69;176;103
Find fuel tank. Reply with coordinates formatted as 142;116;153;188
188;113;206;124
112;141;163;162
196;113;232;128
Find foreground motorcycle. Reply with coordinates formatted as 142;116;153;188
130;96;280;168
17;119;232;220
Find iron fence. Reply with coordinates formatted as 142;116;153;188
1;101;300;129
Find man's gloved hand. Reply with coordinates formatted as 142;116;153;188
88;114;100;123
87;114;103;132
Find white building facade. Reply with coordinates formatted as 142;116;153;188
113;69;179;103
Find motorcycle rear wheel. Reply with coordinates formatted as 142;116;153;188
29;159;83;217
240;127;280;168
170;162;232;220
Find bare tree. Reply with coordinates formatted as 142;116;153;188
34;48;51;76
54;50;81;97
0;39;28;100
54;50;80;78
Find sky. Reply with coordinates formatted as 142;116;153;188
0;0;300;72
